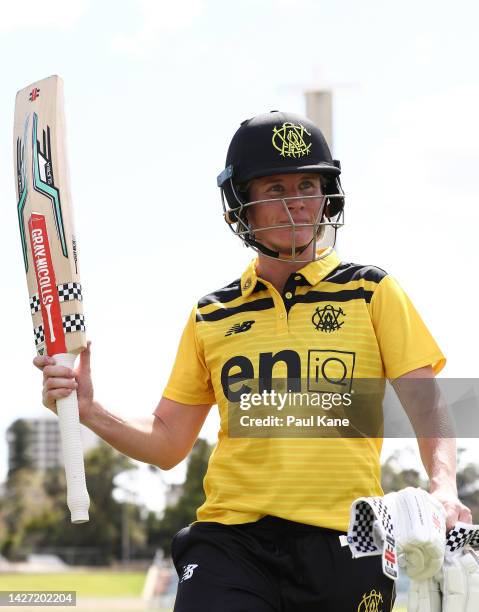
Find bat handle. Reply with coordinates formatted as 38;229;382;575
54;352;90;524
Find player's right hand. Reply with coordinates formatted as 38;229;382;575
33;341;95;423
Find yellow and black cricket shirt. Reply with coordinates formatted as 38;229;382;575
162;247;445;531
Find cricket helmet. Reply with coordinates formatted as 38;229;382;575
217;110;345;261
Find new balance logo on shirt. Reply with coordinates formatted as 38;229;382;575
225;320;255;336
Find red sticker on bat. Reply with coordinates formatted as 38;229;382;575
29;88;40;102
28;214;66;355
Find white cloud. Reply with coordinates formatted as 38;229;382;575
112;0;205;57
0;0;89;31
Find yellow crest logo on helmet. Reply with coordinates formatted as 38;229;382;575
272;122;312;158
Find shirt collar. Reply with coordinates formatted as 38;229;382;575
299;247;341;286
240;247;341;297
240;259;259;297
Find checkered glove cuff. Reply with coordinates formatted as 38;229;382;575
446;522;479;560
347;496;398;580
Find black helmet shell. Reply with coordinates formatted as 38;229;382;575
217;110;343;217
218;110;340;185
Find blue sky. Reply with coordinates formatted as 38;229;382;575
1;0;478;510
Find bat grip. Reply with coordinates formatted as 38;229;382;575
54;352;90;524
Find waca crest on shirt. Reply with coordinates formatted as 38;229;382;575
312;304;346;332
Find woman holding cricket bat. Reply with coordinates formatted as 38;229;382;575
35;111;470;611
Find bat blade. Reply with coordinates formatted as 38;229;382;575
14;75;85;357
13;75;90;523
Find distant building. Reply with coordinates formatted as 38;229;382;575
6;418;98;473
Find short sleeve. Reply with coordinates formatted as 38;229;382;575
162;306;216;405
369;275;446;380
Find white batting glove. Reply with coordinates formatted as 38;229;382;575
384;487;446;580
346;487;446;581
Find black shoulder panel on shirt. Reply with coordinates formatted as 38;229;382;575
294;288;375;305
197;279;242;308
323;262;388;285
196;298;274;322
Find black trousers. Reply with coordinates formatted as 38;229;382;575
171;516;396;611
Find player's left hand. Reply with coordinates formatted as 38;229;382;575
430;488;472;531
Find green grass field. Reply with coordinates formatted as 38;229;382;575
0;572;406;611
0;572;145;597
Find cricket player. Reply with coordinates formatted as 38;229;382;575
35;111;471;611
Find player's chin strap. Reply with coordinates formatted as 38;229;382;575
244;218;331;262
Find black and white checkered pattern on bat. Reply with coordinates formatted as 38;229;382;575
29;283;83;315
57;282;83;302
33;314;86;347
30;294;41;315
63;314;86;333
33;323;45;347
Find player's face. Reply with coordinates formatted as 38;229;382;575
246;173;325;257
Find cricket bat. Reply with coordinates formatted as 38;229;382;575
13;75;90;523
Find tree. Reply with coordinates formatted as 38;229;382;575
0;441;143;564
7;420;33;476
34;442;139;563
0;468;53;559
456;449;479;523
381;448;427;494
150;438;212;557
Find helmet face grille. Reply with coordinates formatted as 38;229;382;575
218;111;345;262
220;186;345;263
